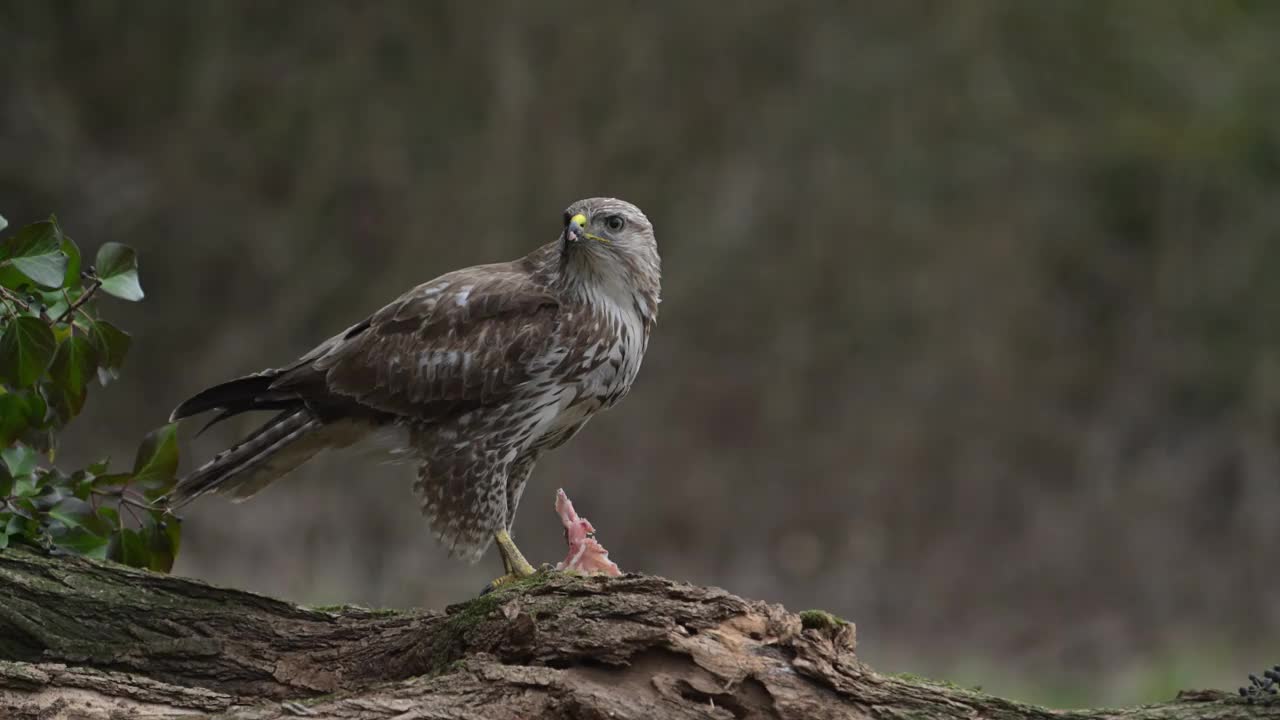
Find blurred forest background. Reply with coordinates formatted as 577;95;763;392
3;0;1280;707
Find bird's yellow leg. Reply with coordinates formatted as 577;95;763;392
487;529;537;591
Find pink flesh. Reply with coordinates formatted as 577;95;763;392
554;488;621;577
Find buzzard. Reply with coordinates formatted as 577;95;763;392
168;197;660;585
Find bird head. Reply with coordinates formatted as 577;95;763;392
560;194;660;272
561;198;654;253
558;198;660;308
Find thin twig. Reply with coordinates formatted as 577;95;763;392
119;493;157;513
0;286;54;323
92;488;157;509
119;500;142;528
56;279;101;325
0;286;33;314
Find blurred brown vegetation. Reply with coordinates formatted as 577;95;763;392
4;0;1280;705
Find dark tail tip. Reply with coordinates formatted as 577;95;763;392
171;372;280;420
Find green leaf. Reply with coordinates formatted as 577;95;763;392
146;517;176;572
0;214;7;233
12;475;37;498
47;336;99;421
0;220;59;260
0;389;46;446
5;511;28;535
30;481;66;511
90;320;130;372
53;526;109;558
96;505;120;530
114;527;148;567
131;424;179;490
0;465;12;497
0;316;57;387
41;293;69;322
91;472;131;493
61;236;82;291
51;494;113;540
12;255;68;290
0;531;8;550
0;219;68;289
47;496;94;530
94;243;144;301
2;445;38;476
9;496;36;520
71;469;93;500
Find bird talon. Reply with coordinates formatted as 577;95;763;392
480;573;521;596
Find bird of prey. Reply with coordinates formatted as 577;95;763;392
167;197;660;585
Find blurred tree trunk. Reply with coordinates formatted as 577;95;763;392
0;547;1267;720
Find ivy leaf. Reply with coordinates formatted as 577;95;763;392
70;469;93;501
0;219;68;289
61;235;82;293
42;292;70;323
110;527;148;567
90;320;130;375
2;443;38;476
47;496;94;531
8;497;37;521
47;336;99;421
94;243;144;301
12;474;37;498
91;472;131;493
5;509;30;534
0;391;46;447
30;481;67;511
53;526;109;559
147;517;177;572
0;465;11;497
131;424;179;490
2;445;38;476
0;316;57;388
50;493;113;538
0;530;8;550
96;505;120;531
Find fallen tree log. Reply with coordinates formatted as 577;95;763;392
0;546;1268;719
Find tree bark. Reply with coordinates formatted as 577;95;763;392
0;546;1267;719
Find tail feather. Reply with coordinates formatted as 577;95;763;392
167;410;323;509
169;371;297;427
168;365;371;510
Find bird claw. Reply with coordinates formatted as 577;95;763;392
479;573;520;596
478;566;557;597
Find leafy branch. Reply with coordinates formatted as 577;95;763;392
0;211;179;571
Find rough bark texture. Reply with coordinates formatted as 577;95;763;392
0;546;1270;720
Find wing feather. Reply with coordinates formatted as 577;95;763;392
273;264;561;421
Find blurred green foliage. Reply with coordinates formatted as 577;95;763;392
0;213;179;571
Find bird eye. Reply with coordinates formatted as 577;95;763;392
604;215;626;232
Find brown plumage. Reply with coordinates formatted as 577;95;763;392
169;197;661;562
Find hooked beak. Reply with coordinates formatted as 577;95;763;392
564;213;587;243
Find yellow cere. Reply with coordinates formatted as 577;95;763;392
569;212;609;242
